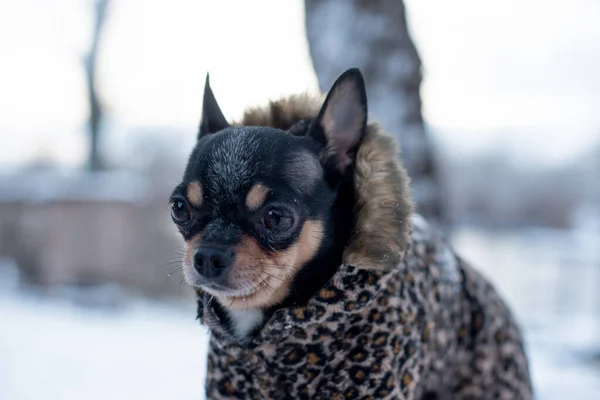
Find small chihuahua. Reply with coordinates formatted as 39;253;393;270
170;69;366;340
169;69;533;399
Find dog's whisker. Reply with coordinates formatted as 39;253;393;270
260;270;287;283
161;261;184;270
166;266;184;278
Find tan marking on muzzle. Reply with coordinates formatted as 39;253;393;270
245;183;270;211
187;182;203;207
217;220;324;310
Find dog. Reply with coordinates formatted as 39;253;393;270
169;69;533;399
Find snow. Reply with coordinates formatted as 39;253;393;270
528;337;600;400
1;227;599;399
450;226;600;399
0;288;210;400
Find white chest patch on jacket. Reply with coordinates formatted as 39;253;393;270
228;308;264;340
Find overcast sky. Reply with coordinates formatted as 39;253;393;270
0;0;598;167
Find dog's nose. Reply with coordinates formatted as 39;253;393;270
193;245;234;278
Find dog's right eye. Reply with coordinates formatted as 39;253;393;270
170;200;191;223
262;208;293;231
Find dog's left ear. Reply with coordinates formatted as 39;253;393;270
199;73;229;138
310;68;368;174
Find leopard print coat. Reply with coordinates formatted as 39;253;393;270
194;95;533;399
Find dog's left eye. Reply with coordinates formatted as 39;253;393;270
262;209;293;231
170;200;191;223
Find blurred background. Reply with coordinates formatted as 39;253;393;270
0;0;598;398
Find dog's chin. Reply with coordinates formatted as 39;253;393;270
200;283;258;298
201;283;278;311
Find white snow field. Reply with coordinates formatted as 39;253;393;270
0;288;210;400
2;227;600;399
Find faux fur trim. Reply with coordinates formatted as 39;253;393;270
236;93;324;130
234;94;414;272
344;124;413;271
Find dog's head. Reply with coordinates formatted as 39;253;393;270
170;69;368;310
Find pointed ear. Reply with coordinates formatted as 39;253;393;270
199;73;229;138
310;68;368;173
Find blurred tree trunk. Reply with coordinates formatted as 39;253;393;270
84;0;109;171
304;0;445;225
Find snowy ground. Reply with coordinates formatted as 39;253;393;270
1;228;599;399
0;289;210;400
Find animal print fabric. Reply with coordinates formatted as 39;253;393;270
197;215;533;399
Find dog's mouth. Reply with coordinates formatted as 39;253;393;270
182;261;291;309
198;280;261;298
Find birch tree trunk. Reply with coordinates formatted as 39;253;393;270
304;0;444;224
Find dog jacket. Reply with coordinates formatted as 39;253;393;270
195;95;533;399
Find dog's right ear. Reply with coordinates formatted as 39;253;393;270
198;73;229;138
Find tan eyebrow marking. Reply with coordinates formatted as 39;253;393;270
245;183;270;211
187;181;203;207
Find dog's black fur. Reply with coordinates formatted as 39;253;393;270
170;69;368;339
